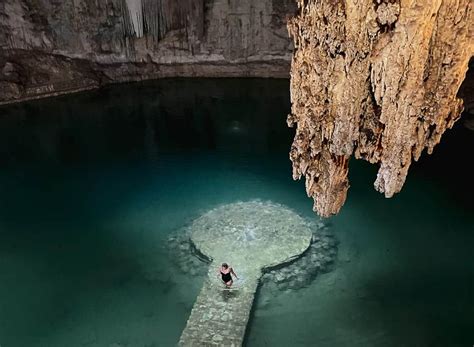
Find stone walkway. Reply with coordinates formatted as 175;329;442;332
178;201;313;346
178;267;260;346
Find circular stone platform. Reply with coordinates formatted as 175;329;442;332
180;201;322;346
190;201;313;275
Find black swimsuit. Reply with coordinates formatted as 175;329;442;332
221;271;232;283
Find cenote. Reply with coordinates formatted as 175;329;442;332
0;78;473;347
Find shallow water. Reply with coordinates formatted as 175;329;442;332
0;79;472;347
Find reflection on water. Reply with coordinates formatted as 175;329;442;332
0;78;473;347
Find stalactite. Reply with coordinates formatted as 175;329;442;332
119;0;133;38
287;0;473;217
121;0;177;41
142;0;172;43
124;0;143;37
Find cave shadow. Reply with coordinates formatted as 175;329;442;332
336;135;474;346
353;265;474;347
410;119;474;212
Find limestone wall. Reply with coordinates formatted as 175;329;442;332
0;0;296;103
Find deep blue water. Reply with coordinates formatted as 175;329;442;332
0;78;472;347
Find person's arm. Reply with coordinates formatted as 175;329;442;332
230;268;238;279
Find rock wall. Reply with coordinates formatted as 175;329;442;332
288;0;473;217
0;0;296;104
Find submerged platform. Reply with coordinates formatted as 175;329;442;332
179;201;313;346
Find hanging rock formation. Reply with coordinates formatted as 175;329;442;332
0;0;296;104
287;0;473;217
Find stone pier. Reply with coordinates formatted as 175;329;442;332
178;201;313;346
178;268;260;346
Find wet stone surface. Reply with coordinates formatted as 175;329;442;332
172;200;337;346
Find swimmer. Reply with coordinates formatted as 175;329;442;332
217;263;238;288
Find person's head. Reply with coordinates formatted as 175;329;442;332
221;263;228;269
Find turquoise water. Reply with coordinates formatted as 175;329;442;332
0;79;472;347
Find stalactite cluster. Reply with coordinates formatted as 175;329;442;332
143;0;170;40
121;0;167;39
120;0;200;42
124;0;144;37
288;0;473;217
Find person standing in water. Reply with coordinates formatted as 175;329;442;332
218;263;238;288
